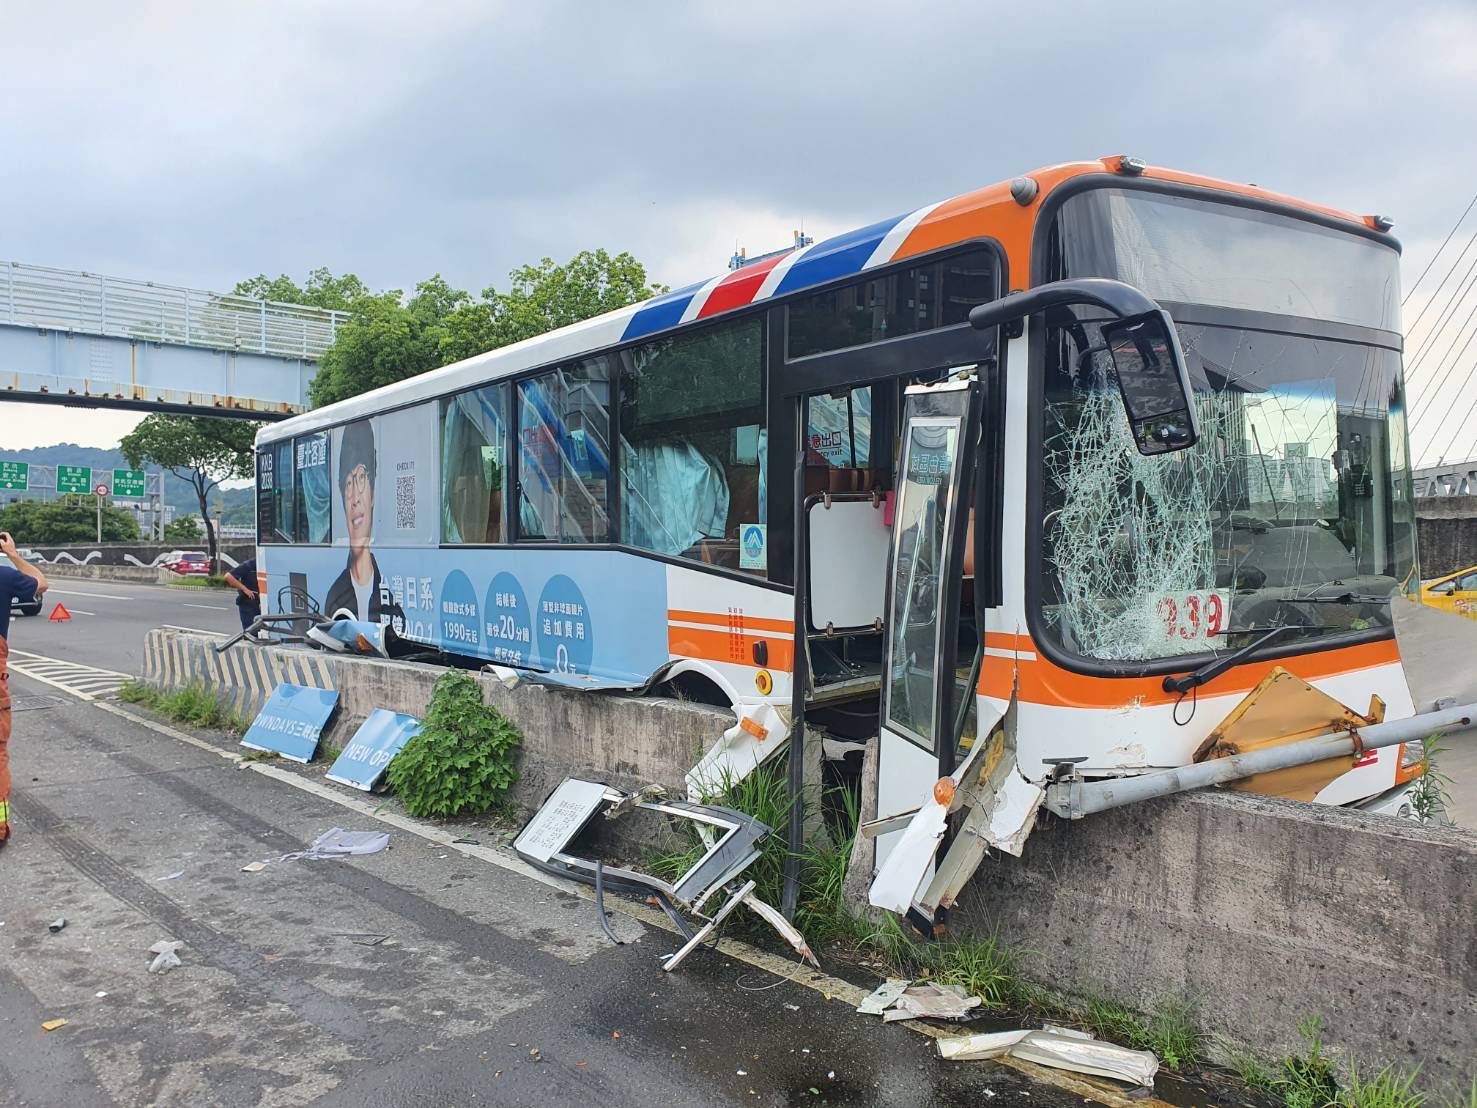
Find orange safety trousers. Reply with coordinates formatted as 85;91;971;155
0;634;10;839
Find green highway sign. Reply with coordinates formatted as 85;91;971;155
0;461;27;491
113;468;146;497
56;465;92;494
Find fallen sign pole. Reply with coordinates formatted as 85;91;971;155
1044;700;1477;820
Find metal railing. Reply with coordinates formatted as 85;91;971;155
1;261;347;360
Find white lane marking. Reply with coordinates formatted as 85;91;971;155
59;608;96;616
45;588;133;601
161;624;227;637
184;604;228;611
8;648;131;676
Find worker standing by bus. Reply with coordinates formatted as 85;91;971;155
0;531;50;849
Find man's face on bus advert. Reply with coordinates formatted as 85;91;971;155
344;463;373;553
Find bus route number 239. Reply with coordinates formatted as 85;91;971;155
1155;590;1231;641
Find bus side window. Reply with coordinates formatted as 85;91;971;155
619;316;766;575
441;383;509;544
517;357;613;544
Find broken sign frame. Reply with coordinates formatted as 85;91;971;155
513;777;819;970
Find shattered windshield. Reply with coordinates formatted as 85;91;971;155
1036;190;1416;664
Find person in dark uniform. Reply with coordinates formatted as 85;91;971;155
0;530;50;848
324;419;404;626
223;556;261;632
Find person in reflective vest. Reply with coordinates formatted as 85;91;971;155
0;531;50;848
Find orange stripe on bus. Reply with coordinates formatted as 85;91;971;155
667;609;794;635
978;635;1402;710
668;626;794;672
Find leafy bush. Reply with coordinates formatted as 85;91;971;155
386;671;521;819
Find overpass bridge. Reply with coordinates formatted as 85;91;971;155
1414;459;1477;498
0;261;346;419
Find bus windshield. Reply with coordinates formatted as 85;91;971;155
1036;188;1417;664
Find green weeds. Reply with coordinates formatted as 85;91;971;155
1408;737;1453;824
118;680;249;734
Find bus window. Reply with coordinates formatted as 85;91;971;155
293;431;332;544
256;439;296;543
807;386;872;470
619;317;766;575
441;383;510;544
517;357;612;543
786;247;998;360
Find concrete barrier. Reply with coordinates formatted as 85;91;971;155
140;629;729;808
30;542;253;567
41;562;175;584
949;788;1477;1089
1418;496;1477;578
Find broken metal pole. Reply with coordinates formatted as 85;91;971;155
1045;701;1477;819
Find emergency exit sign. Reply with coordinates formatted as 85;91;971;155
0;462;27;491
113;468;146;497
56;465;92;494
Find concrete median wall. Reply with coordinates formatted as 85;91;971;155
1418;496;1477;578
140;628;728;808
950;788;1477;1089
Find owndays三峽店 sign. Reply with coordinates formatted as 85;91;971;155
240;684;339;763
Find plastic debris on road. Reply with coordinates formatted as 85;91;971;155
283;828;390;861
47;917;67;933
936;1025;1160;1086
41;1019;68;1032
147;939;185;974
856;978;982;1022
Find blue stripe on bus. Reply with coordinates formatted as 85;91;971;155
621;281;705;341
772;214;908;297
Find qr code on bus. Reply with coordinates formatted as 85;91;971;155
396;475;416;530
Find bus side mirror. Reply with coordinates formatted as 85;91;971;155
968;278;1200;457
1101;309;1200;456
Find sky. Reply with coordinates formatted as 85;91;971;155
2;0;1476;466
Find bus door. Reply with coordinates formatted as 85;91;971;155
873;381;981;857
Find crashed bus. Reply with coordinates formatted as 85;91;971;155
252;156;1445;929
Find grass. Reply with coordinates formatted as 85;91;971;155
1341;1064;1427;1108
1408;737;1453;824
118;679;250;735
1278;1017;1342;1108
167;574;231;589
1082;997;1202;1069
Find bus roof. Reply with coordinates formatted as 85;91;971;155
259;156;1380;445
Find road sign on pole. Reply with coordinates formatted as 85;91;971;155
112;468;146;497
0;461;27;491
56;465;91;494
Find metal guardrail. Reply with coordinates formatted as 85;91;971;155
1;261;347;360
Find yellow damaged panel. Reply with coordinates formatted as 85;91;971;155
1192;667;1384;802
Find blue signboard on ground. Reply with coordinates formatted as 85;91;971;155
325;709;421;791
241;683;338;764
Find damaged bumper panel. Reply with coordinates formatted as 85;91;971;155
513;777;820;972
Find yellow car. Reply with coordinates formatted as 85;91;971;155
1421;564;1477;620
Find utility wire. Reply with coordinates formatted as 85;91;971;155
1431;372;1477;465
1404;227;1477;342
1410;298;1477;426
1404;189;1477;306
1406;243;1477;372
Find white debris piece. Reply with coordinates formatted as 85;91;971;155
279;828;390;862
936;1026;1159;1086
147;939;185;974
856;978;982;1022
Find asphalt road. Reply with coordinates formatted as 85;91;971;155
0;583;1091;1108
9;577;241;673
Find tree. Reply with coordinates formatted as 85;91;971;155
440;250;664;364
164;514;204;541
233;268;368;311
121;416;257;571
0;498;141;545
306;277;471;408
256;250;664;408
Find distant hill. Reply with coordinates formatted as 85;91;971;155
0;443;255;524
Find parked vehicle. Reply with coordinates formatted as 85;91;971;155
161;551;210;575
1422;564;1477;620
10;590;42;618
